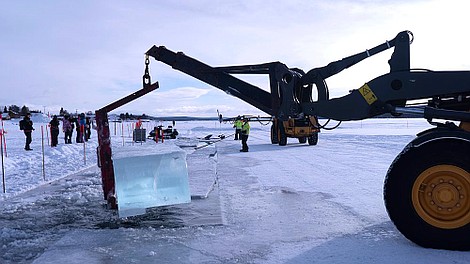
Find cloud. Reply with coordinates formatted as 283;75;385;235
111;87;265;117
153;87;211;100
1;0;469;117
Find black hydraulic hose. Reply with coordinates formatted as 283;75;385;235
317;118;342;130
253;117;272;126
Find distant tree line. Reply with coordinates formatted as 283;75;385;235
0;105;423;119
58;108;93;117
0;105;80;119
0;104;37;116
119;112;147;120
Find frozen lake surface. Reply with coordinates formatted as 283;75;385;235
1;117;469;263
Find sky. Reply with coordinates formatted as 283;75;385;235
1;0;470;118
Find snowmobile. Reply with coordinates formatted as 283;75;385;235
148;125;179;140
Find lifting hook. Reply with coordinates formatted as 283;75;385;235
143;54;151;88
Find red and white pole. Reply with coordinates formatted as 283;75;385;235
46;124;50;146
41;126;46;181
1;130;5;193
0;115;6;157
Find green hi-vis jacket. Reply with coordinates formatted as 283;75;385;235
241;121;250;135
234;120;243;129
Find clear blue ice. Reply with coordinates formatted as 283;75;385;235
113;148;191;217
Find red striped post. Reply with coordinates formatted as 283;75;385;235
1;131;5;193
1;116;7;157
46;124;50;146
41;126;46;181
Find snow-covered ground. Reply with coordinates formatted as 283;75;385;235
1;115;469;263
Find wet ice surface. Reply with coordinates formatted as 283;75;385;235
1;119;470;263
0;150;223;263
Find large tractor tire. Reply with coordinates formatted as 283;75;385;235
384;128;470;250
278;122;287;146
279;133;287;146
307;132;318;145
271;124;279;144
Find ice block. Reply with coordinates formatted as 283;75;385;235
113;144;191;217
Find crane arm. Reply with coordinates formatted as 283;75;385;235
146;31;470;123
300;31;412;101
302;69;470;121
145;46;279;115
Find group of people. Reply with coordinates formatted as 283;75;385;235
233;116;250;152
19;113;92;150
60;113;92;145
20;112;250;152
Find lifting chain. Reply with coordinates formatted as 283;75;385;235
143;54;151;87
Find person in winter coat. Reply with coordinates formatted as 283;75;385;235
240;117;250;152
49;115;60;147
19;113;34;150
233;116;242;140
62;115;73;144
78;113;86;143
74;114;85;143
85;117;92;141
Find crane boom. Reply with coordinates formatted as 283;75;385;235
136;31;470;250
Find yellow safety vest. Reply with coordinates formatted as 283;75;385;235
234;120;243;129
241;122;250;135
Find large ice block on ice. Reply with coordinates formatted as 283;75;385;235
113;144;191;217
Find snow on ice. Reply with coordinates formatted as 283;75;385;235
1;114;469;263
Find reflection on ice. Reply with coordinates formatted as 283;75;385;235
113;144;191;217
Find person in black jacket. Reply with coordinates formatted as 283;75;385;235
85;116;92;141
49;115;60;147
19;113;34;150
73;117;82;143
62;115;73;144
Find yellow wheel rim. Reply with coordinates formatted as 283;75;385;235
412;165;470;229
